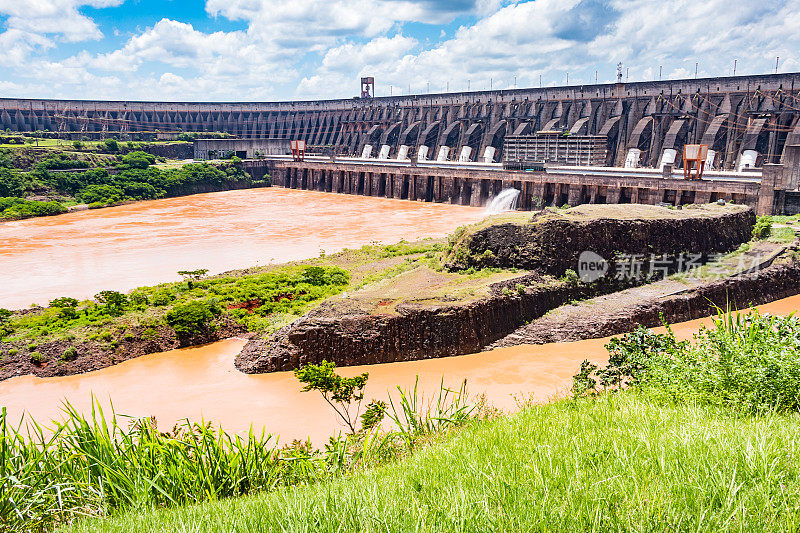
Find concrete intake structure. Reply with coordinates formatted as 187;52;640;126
250;159;783;215
5;72;800;181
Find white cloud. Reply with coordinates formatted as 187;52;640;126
3;0;800;101
0;0;123;43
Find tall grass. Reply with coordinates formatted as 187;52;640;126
1;380;477;532
64;393;800;533
578;308;800;414
0;400;347;531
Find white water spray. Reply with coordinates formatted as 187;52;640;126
484;188;521;215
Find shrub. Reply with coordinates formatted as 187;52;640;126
574;309;800;414
561;269;580;286
95;290;128;315
128;291;148;307
78;184;125;205
104;138;119;152
295;360;369;433
752;216;773;239
166;300;218;336
149;288;175;306
29;351;44;365
62;346;78;361
50;296;79;319
72;140;84;150
8;348;18;356
120;151;155;169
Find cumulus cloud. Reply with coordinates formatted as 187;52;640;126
2;0;800;101
0;0;123;43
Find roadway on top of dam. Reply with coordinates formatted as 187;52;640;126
255;155;763;183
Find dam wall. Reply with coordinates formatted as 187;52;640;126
250;159;782;215
5;72;800;180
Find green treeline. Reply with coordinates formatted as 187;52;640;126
0;151;261;219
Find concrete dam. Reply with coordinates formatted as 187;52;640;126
4;72;800;214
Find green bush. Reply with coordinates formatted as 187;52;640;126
575;309;800;414
120;151;156;169
95;290;128;316
0;197;66;220
752;215;773;239
104;138;119;152
62;346;78;361
166;300;219;336
149;288;175;306
29;351;44;365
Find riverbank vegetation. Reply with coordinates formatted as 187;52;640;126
4;306;800;531
0;240;465;379
0;150;258;219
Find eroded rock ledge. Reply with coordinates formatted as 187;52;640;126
236;204;760;374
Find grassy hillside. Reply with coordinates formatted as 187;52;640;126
67;391;800;532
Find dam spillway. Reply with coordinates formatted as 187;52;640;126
6;71;800;213
244;158;782;215
3;72;800;175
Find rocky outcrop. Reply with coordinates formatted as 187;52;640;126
444;205;755;274
236;205;759;374
235;277;593;374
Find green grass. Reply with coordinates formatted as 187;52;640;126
66;391;800;532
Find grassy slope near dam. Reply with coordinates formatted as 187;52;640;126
68;394;800;533
65;307;800;532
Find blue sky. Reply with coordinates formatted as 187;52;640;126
0;0;797;102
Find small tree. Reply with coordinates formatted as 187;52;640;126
50;297;79;319
178;268;209;289
72;140;84;151
165;300;217;337
294;360;371;434
95;290;128;315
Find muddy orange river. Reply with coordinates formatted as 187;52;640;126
2;295;799;443
0;188;485;309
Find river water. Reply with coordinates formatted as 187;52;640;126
2;188;799;443
2;294;799;443
0;188;485;309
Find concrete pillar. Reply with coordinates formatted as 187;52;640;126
757;164;782;215
782;145;800;191
332;170;342;193
531;183;545;208
393;175;404;199
567;185;582;206
470;181;484;207
606;187;622;204
442;177;455;203
364;172;372;195
695;190;712;204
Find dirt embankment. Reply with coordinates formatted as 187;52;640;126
236;204;758;374
0;317;248;381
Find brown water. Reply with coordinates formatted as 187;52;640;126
0;188;485;309
3;294;799;444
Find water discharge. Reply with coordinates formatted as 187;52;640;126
2;294;799;444
0;188;485;309
484;188;521;215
